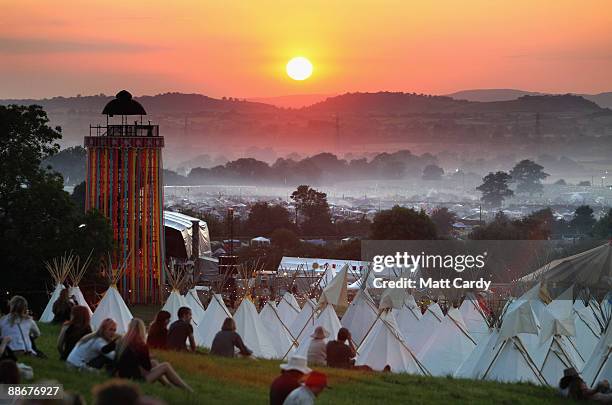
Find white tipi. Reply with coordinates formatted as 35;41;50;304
67;252;94;316
196;294;232;348
91;254;133;334
40;254;71;323
234;298;277;359
277;292;301;327
341;289;378;347
259;301;297;358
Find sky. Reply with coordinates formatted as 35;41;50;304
1;0;611;99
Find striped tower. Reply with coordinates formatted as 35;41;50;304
84;90;165;304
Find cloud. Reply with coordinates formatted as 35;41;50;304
0;37;160;54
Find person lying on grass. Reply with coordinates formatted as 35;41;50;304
210;317;252;358
167;307;196;352
67;318;117;371
147;310;171;350
58;305;92;360
115;318;193;392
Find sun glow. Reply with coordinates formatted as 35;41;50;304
286;57;313;81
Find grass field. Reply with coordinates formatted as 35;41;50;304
17;323;576;404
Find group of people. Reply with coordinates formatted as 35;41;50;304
559;367;612;403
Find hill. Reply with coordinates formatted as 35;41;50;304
247;93;333;108
23;323;573;404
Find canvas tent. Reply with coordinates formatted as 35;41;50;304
234;298;277;359
259;302;297;358
196;294;232;348
185;288;206;324
68;252;93;317
161;266;190;323
519;243;612;289
277;292;301;326
91;254;133;334
341;289;378;346
400;302;443;354
40;254;72;323
459;293;491;344
418;307;477;376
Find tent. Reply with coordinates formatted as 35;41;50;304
573;300;601;361
400;302;442;354
518;243;612;289
277;292;301;327
185;288;206;324
91;253;133;334
40;254;71;323
289;300;316;340
91;286;133;335
459;293;491;344
582;319;612;387
234;298;277;359
67;252;94;316
196;294;232;348
355;310;428;375
259;302;297;358
161;266;190;323
340;289;378;346
418;307;477;376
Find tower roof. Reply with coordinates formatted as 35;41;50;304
102;90;147;116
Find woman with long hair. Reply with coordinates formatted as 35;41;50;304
52;288;75;324
147;310;171;350
57;305;92;360
210;317;252;358
66;318;117;370
0;296;41;356
115;318;192;391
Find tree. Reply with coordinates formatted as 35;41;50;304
291;185;333;236
570;205;596;236
592;208;612;239
0;105;113;313
42;145;87;185
430;207;457;237
370;206;437;240
244;202;294;236
477;171;514;207
270;228;300;252
509;160;549;195
71;181;86;213
422;164;444;181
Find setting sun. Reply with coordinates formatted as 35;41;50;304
286;57;313;81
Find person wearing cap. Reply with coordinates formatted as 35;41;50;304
283;371;329;405
307;326;328;367
326;327;356;369
270;355;311;405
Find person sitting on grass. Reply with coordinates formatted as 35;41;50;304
325;327;356;369
270;355;311;405
67;318;117;371
52;288;76;324
306;326;328;367
115;318;193;391
147;310;171;350
167;307;196;352
559;367;612;402
58;305;92;360
283;371;329;405
210;317;252;358
0;296;41;357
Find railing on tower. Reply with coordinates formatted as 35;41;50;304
89;124;160;137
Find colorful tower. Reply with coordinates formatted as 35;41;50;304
84;90;165;304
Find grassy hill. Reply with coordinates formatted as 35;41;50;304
18;323;576;404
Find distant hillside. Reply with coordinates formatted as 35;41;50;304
583;92;612;109
0;92;278;115
304;92;602;114
447;89;543;102
448;88;612;109
247;93;333;108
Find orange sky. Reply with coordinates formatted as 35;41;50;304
1;0;611;99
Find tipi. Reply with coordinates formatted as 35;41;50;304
68;251;94;316
259;301;297;358
40;254;72;323
234;297;277;359
277;292;301;326
196;294;232;348
161;266;190;323
91;253;133;334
